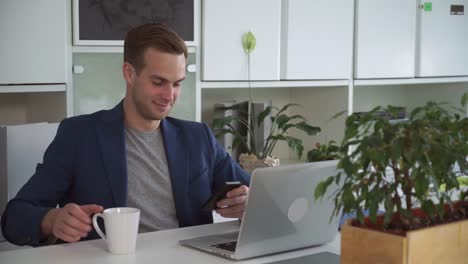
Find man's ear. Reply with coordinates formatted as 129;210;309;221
122;62;135;85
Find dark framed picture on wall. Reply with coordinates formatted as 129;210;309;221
72;0;198;46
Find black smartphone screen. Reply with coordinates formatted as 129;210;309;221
201;181;242;211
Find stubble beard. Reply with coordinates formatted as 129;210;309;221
136;97;172;122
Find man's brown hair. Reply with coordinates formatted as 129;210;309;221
124;23;188;73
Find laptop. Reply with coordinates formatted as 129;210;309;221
179;160;342;260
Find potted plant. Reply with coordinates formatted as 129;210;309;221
213;102;321;173
212;31;321;173
315;95;468;263
307;140;341;162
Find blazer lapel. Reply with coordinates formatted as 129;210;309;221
161;119;190;220
96;102;127;207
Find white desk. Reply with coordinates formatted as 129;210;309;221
0;221;340;264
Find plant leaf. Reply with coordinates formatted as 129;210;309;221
277;103;300;116
275;114;290;130
462;92;468;107
383;212;393;227
314;176;335;200
295;121;321;135
242;31;256;54
214;128;234;136
257;106;272;127
421;200;435;219
212;116;233;128
329;110;348;120
307;149;321;162
285;136;303;159
232;137;243;150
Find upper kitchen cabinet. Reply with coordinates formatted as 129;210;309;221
202;0;281;81
280;0;353;80
0;0;67;85
354;0;417;79
416;0;468;77
73;0;197;46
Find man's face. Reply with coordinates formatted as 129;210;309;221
126;48;186;121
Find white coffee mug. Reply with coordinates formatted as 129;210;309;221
92;207;140;254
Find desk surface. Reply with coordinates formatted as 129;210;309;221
0;221;340;264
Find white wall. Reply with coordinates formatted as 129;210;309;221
354;83;468;113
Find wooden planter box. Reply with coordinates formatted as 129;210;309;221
341;218;468;263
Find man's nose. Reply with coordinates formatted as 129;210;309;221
160;85;174;102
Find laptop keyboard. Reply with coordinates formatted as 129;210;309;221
210;241;237;252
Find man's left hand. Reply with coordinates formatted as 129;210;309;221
215;185;249;219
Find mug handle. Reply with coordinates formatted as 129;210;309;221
92;213;106;241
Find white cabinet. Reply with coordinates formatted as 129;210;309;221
416;0;468;77
202;0;281;81
281;0;353;80
0;0;67;84
354;0;417;79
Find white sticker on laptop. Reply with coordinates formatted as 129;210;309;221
288;198;308;223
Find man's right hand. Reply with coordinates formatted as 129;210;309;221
40;203;103;243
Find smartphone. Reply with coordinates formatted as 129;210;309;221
201;181;242;211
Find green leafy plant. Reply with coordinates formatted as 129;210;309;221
307;141;341;162
440;176;468;192
213;103;321;160
212;31;320;161
315;96;468;231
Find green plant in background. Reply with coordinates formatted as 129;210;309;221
213;103;321;160
242;31;256;92
242;30;257;152
212;31;321;161
307;140;341;162
315;94;468;231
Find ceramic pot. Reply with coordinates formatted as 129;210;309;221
238;153;280;174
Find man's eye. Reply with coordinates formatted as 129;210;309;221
174;83;181;87
153;81;162;86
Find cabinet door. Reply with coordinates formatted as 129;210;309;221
281;0;353;80
74;0;195;46
416;0;468;77
354;0;417;79
0;0;67;84
202;0;281;81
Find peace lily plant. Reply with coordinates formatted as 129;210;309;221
212;31;320;173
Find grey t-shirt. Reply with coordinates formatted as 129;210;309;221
125;126;179;233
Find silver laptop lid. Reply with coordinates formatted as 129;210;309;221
235;160;341;259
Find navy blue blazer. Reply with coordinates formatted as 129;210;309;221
1;102;250;246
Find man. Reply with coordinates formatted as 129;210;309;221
1;24;250;246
